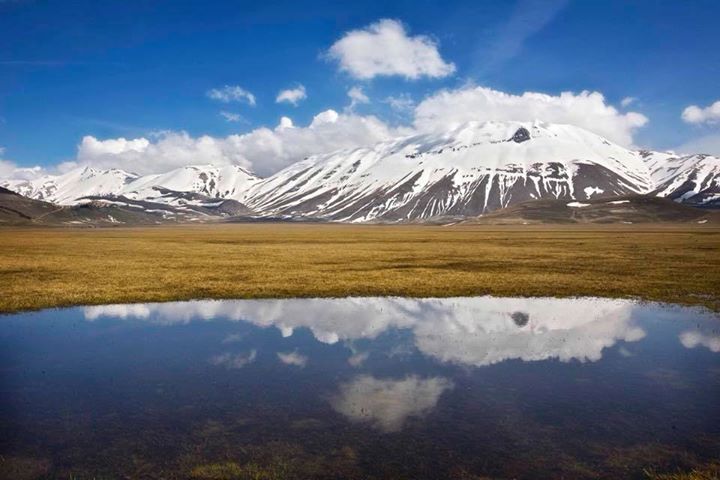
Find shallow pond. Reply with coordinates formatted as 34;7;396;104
1;297;719;479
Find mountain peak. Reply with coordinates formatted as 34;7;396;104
510;127;531;143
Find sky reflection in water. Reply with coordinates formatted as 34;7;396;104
1;297;719;479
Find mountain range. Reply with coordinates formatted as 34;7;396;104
2;121;718;224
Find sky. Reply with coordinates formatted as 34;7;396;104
1;0;719;178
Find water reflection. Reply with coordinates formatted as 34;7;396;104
210;350;257;369
679;330;720;352
277;350;308;367
331;375;454;432
2;296;719;479
85;296;652;366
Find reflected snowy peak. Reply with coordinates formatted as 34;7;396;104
82;297;718;367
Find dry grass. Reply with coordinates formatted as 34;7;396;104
1;223;719;314
645;462;720;480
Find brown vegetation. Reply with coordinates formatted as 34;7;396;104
1;223;719;314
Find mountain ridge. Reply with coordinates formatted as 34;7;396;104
2;121;718;222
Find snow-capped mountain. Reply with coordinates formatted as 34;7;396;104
3;166;138;205
2;121;719;222
120;164;260;202
640;150;720;207
2;164;260;207
241;121;656;221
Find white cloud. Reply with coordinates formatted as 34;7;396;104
347;86;369;110
0;159;19;180
277;116;294;129
413;86;649;146
682;100;720;124
621;97;637;108
79;136;149;155
224;110;397;175
0;148;44;181
331;375;453;432
206;85;256;106
384;93;415;113
327;19;455;80
277;350;307;367
4;84;657;181
75;132;253;175
220;111;243;123
70;110;397;177
276;85;307;106
209;350;257;369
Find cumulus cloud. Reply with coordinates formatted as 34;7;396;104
4;84;657;181
69;110;397;177
331;375;453;432
225;110;398;175
206;85;256;106
277;350;307;367
276;85;307;106
413;86;649;146
75;132;253;175
682;100;720;124
327;19;455;80
277;116;294;129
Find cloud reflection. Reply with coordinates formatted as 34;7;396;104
330;375;454;432
209;350;257;369
277;350;308;367
82;297;717;367
679;330;720;352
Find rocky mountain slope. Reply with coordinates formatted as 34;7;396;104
0;185;254;226
462;195;719;225
0;186;172;226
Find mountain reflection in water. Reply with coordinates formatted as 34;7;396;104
1;297;719;479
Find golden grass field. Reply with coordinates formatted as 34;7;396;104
1;223;719;314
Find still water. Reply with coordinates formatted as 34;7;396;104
1;297;719;479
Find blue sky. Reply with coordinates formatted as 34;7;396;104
1;0;719;176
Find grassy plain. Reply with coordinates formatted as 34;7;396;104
1;223;719;314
